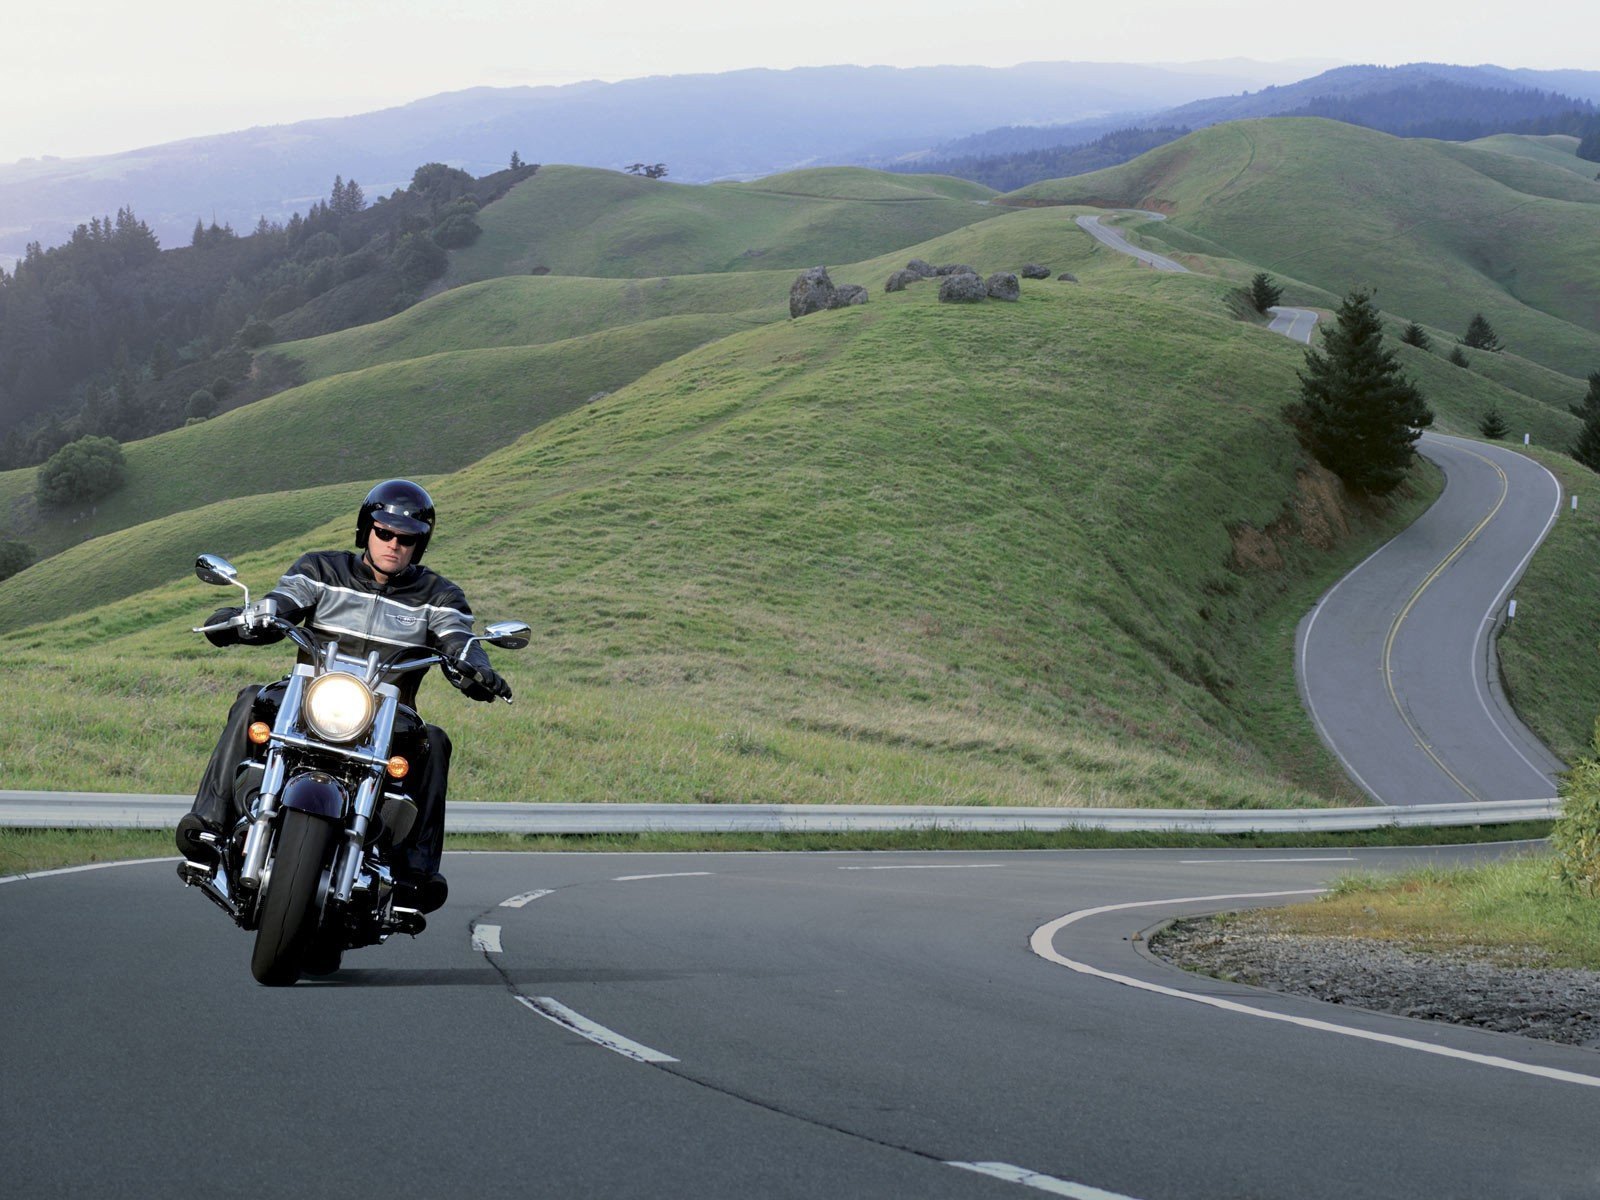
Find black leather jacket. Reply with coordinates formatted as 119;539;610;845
219;550;493;710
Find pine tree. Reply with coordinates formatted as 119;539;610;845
1479;408;1509;440
510;150;523;169
1400;322;1431;350
1462;313;1502;352
1284;289;1434;495
1573;372;1600;472
1248;272;1282;314
1448;347;1470;368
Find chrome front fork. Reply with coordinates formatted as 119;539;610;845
331;775;380;903
238;751;284;888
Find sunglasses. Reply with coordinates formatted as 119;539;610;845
371;527;419;547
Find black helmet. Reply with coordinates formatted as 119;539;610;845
356;479;436;562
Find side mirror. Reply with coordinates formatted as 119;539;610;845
196;554;240;587
484;621;531;650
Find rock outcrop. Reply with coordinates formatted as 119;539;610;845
985;272;1020;301
789;266;836;317
937;272;986;303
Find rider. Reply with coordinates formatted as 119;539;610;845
175;479;512;912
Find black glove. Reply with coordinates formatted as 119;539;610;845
446;660;513;703
203;607;243;647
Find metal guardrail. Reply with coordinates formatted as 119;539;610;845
0;791;1560;835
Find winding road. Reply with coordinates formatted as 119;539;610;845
6;846;1600;1199
1;209;1586;1198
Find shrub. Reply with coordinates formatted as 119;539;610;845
239;319;277;348
0;540;35;582
36;435;127;508
432;212;482;249
1554;728;1600;896
1448;347;1470;368
186;389;217;419
394;232;448;288
1478;408;1509;440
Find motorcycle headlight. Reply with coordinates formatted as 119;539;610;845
302;672;375;743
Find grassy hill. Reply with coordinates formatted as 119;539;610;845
0;206;1110;594
0;278;1435;810
444;165;1000;284
6;144;1596;818
1003;119;1600;379
1462;133;1599;179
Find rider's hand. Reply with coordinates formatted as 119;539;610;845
446;661;512;703
203;607;244;647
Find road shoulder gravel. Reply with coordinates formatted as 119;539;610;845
1152;914;1600;1049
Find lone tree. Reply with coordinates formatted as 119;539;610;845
1461;313;1502;352
626;162;669;179
1478;408;1509;440
1248;272;1282;314
1284;288;1433;495
35;435;127;508
1400;322;1431;350
1571;372;1600;472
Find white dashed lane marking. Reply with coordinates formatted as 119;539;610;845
516;996;679;1064
470;923;503;953
500;889;554;907
948;1160;1143;1198
613;871;714;882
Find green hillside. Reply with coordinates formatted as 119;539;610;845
0;315;745;567
0;207;1109;615
0;281;1431;810
1463;133;1598;179
1003;119;1600;378
444;165;1003;284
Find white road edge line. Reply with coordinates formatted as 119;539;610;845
1178;857;1356;865
838;863;1006;871
1032;891;1600;1089
471;924;503;953
515;995;679;1064
0;856;177;885
947;1160;1141;1199
613;871;714;882
500;889;554;908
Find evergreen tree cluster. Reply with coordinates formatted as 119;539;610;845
0;158;539;469
891;127;1190;192
1282;81;1598;142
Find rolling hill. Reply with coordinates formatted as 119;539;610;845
1003;118;1600;378
4;144;1596;817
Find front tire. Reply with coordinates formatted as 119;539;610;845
251;810;338;986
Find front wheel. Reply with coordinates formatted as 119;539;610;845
251;809;338;986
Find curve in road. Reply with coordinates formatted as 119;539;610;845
7;848;1600;1199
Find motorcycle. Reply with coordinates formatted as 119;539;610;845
177;552;529;985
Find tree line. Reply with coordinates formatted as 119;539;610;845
0;154;539;471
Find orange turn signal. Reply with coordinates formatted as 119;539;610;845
247;722;271;745
386;756;410;780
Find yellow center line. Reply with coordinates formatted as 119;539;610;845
1381;446;1509;802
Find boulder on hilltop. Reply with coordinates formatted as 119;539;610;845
986;272;1021;301
905;259;937;278
789;266;836;317
1057;272;1079;283
1020;263;1051;279
829;284;869;308
938;272;986;303
885;269;922;292
934;263;978;276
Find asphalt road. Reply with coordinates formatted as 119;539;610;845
1297;432;1565;805
6;846;1600;1199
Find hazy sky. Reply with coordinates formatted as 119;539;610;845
4;0;1594;164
